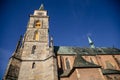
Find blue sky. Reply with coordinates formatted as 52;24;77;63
0;0;120;79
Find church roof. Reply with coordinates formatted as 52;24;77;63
60;54;100;77
73;54;101;68
60;67;120;77
102;69;120;75
54;46;120;55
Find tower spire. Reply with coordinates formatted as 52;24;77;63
88;36;95;48
39;4;44;10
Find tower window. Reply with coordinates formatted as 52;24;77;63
31;45;36;54
33;31;39;41
65;58;70;70
32;62;35;69
34;20;41;28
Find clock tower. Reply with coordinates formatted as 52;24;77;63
4;4;58;80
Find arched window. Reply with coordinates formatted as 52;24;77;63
90;58;94;64
105;61;115;69
35;20;41;28
31;45;36;54
33;31;39;41
32;62;35;69
66;58;70;70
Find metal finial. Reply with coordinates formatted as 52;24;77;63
39;4;44;10
88;36;95;48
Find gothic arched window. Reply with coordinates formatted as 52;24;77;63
33;31;39;41
31;45;36;54
66;58;70;70
90;57;94;64
35;20;41;28
32;62;36;69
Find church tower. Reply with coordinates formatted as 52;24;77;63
3;4;58;80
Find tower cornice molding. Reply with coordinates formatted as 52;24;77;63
30;15;49;18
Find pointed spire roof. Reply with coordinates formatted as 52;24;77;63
88;36;92;43
88;36;95;48
39;4;44;10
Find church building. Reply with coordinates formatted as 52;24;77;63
3;4;120;80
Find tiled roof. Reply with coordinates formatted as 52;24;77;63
102;69;120;75
60;54;101;77
54;46;120;55
73;54;101;68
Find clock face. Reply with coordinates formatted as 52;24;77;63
35;21;41;28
